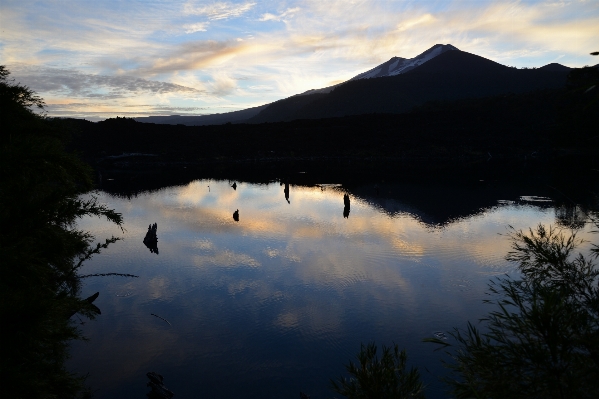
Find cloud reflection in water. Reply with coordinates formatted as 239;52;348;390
70;179;569;399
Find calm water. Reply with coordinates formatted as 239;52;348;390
68;178;592;398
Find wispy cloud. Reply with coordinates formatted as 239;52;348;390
184;1;256;20
138;39;254;74
11;66;203;100
184;22;209;33
396;14;437;32
207;72;238;96
259;7;300;22
248;85;273;91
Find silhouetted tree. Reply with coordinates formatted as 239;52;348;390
0;66;123;398
427;225;599;398
331;342;425;399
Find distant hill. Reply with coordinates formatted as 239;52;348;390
247;50;570;123
539;63;571;72
68;87;572;164
133;104;267;126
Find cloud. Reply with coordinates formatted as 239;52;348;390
184;1;256;20
259;7;300;22
184;22;209;33
140;105;209;112
208;72;237;96
136;38;286;77
11;66;203;100
42;102;213;121
248;85;273;91
138;40;241;74
395;14;436;32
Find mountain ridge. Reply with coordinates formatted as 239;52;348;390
291;43;458;97
133;104;267;126
134;45;575;126
247;50;570;123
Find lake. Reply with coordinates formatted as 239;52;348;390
68;177;593;398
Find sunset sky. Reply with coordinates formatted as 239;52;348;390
1;0;598;120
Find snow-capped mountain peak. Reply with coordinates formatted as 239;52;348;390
294;44;459;97
350;44;459;81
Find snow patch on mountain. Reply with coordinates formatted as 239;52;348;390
350;44;459;81
388;58;400;71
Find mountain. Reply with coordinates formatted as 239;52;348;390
247;49;570;123
349;43;459;80
294;43;457;97
134;44;463;125
133;104;267;126
134;45;573;126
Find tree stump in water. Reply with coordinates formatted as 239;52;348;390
143;223;159;254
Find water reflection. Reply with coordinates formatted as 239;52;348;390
343;193;350;219
143;223;159;254
555;204;587;229
69;179;596;399
283;180;290;204
351;183;560;226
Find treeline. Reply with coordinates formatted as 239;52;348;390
68;79;597;170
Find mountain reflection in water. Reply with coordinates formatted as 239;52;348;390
69;178;596;399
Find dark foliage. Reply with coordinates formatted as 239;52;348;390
426;225;599;398
0;66;123;398
331;342;425;399
69;89;563;163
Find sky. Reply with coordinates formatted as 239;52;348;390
1;0;598;120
